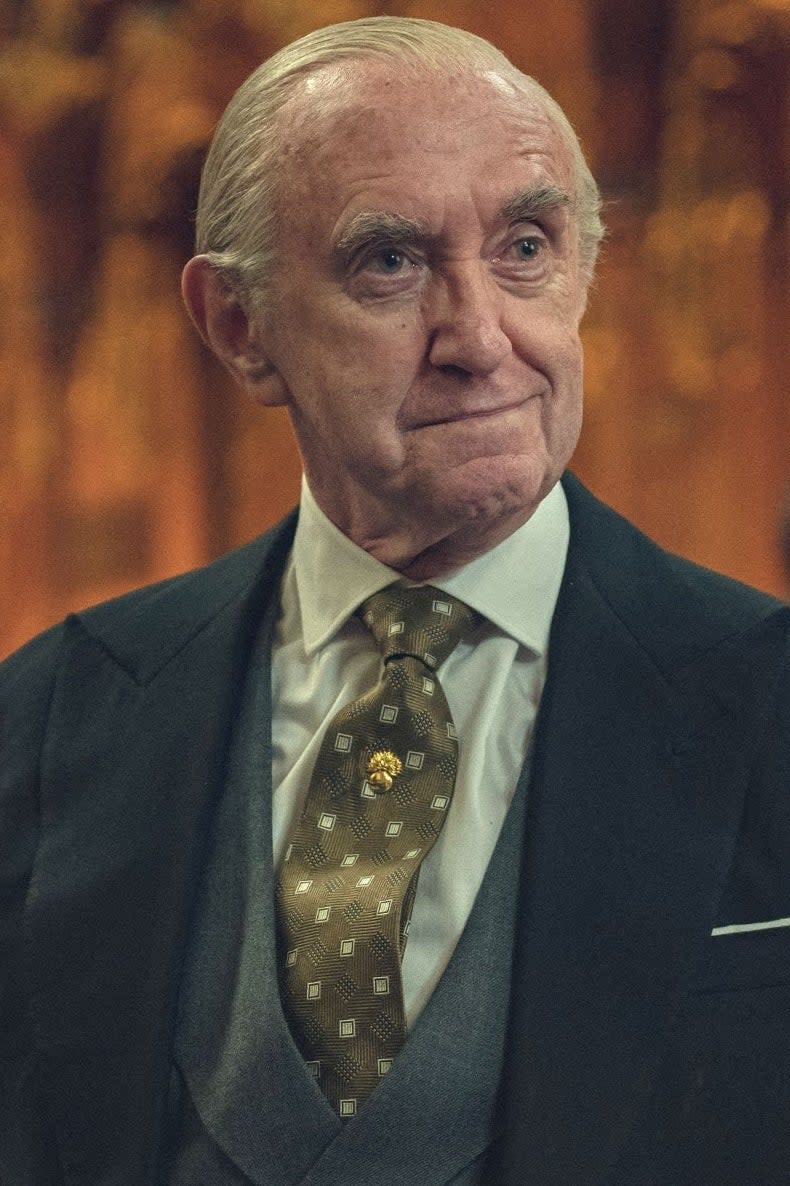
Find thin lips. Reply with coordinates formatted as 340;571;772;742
411;395;530;428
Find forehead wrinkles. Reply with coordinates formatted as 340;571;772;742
276;62;569;172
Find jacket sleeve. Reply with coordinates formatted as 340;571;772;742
0;625;68;1183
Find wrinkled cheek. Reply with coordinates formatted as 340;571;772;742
316;393;409;480
543;344;584;453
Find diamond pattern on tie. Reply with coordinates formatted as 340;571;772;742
276;584;477;1116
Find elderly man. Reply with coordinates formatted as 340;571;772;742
2;16;789;1186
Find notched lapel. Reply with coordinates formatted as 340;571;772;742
24;533;289;1185
499;556;786;1186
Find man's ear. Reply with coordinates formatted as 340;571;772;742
181;255;289;407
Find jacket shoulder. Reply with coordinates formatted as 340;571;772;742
0;511;297;691
0;623;70;769
562;473;785;670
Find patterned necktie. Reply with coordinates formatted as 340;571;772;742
276;583;477;1119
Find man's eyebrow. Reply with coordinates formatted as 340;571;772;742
501;184;571;224
335;212;432;257
334;186;571;259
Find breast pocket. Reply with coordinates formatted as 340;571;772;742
689;922;790;994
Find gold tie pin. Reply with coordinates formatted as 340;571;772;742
367;750;402;791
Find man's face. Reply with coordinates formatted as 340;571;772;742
256;63;586;574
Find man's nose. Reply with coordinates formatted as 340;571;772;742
426;268;511;376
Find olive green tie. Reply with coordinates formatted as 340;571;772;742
276;584;477;1119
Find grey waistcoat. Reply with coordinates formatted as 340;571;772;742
161;608;529;1186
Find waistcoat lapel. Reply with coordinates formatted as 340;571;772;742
172;597;341;1185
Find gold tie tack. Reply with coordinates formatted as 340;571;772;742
367;750;403;791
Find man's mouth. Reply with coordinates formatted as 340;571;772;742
410;396;531;429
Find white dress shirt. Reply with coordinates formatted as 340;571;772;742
271;478;569;1026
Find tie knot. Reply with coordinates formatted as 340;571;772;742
357;584;477;671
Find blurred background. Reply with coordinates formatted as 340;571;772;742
1;0;789;659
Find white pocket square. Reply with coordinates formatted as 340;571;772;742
711;915;790;937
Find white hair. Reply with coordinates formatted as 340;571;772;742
195;16;604;308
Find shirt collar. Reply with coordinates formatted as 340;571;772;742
291;476;569;657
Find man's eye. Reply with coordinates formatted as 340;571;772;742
350;243;422;297
369;247;407;273
514;236;544;260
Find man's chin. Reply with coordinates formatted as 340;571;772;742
415;457;554;532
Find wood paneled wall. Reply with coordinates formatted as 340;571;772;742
1;0;788;658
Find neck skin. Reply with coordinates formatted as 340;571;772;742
357;513;539;581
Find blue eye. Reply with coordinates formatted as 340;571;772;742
374;248;406;272
352;241;423;297
516;237;543;259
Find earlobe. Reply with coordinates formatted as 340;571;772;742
180;255;290;407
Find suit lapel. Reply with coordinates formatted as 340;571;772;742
26;523;293;1184
499;529;786;1185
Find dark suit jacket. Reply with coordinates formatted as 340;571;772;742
2;473;790;1185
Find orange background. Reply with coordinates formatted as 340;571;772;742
2;0;789;659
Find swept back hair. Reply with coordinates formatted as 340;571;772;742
195;16;604;309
